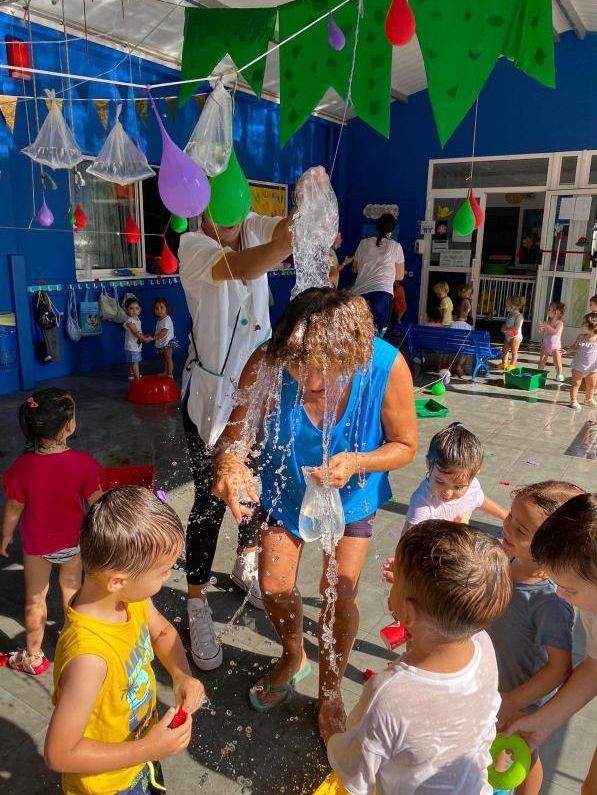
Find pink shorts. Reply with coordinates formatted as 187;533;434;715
542;340;561;354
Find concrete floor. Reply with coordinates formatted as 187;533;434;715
0;345;595;795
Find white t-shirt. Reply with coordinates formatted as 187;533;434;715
155;315;174;349
451;320;472;331
179;213;281;447
580;609;597;660
352;237;404;296
123;317;142;352
406;477;485;525
327;631;498;795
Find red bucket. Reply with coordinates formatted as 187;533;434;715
101;465;156;491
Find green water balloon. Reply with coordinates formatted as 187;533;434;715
170;215;188;233
207;148;251;227
452;195;476;237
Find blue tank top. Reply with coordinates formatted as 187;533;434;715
260;337;397;537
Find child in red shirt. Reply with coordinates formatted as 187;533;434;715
1;388;102;675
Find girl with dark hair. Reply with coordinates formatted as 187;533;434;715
153;297;178;378
1;388;102;675
213;287;417;741
351;213;405;334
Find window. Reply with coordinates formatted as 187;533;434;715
432;157;550;189
559;155;578;186
589;154;597;185
71;166;142;280
141;168;184;275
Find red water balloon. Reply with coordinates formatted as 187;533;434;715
385;0;416;47
159;237;178;275
74;203;87;230
125;212;141;244
469;191;484;229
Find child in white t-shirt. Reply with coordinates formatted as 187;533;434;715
327;520;513;795
123;297;151;381
153;297;177;379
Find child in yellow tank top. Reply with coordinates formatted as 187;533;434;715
45;488;205;795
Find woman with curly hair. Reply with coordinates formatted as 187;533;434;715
213;287;417;741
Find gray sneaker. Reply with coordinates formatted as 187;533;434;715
555;373;565;383
569;400;582;411
187;598;223;671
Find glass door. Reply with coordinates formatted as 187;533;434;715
533;192;597;346
419;193;486;323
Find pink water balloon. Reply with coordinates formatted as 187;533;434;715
148;92;210;218
328;12;346;50
37;196;54;227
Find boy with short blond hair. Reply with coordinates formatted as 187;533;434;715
45;487;204;795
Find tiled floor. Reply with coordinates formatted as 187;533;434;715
0;346;595;794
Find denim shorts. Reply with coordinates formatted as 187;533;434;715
258;505;376;539
126;350;142;363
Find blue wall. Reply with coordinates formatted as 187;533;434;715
0;14;340;393
340;32;597;322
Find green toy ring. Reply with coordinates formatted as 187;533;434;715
487;734;531;790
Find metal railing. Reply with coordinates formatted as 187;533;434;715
476;276;536;320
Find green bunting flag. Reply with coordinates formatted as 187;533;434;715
278;0;392;147
411;0;555;146
179;7;277;106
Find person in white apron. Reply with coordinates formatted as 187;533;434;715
179;209;293;671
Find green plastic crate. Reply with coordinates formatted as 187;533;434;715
415;398;448;418
505;367;548;391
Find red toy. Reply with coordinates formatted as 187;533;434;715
127;375;181;405
380;622;411;651
169;707;187;729
363;668;376;681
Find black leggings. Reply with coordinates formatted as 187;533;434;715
182;401;259;585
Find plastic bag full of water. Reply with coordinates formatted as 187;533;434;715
298;466;345;549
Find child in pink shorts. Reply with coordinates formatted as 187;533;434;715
538;301;565;382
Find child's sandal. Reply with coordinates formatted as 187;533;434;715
6;649;50;676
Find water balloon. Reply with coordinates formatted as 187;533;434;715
452;196;476;237
148;92;210;218
439;368;451;386
74;203;87;230
327;12;346;50
125;212;141;244
207;148;251;227
159;237;178;275
37;196;54;227
385;0;416;47
67;206;76;226
431;381;446;396
170;214;188;233
469;191;484;229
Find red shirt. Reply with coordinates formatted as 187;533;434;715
2;449;102;556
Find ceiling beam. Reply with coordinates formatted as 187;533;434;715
555;0;586;39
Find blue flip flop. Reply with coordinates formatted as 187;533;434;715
249;661;312;712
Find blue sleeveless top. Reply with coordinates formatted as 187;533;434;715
260;337;397;537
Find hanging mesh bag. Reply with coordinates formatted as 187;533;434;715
184;80;232;178
22;89;83;169
87;104;155;185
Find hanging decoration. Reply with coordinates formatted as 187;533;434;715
278;0;392;147
170;215;188;233
206;147;251;227
0;95;18;133
67;207;76;226
327;12;346;51
22;90;83;169
86;104;155;185
93;99;110;130
5;37;31;80
74;204;87;230
45;96;63;113
410;0;555;146
452;195;476;237
385;0;416;47
179;7;277;105
125;212;141;244
37;196;54;227
159;237;178;275
184;80;232;178
469;191;484;229
148;91;211;218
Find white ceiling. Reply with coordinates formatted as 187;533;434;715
0;0;594;120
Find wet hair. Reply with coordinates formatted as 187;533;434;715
80;487;184;577
266;287;374;373
395;520;512;639
590;294;597;307
376;213;396;247
427;422;483;478
549;301;566;315
18;388;75;450
582;311;597;334
433;281;449;296
153;297;170;314
511;481;584;519
124;296;140;311
531;493;597;584
506;295;525;310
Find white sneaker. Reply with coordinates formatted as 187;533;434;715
187;598;223;671
555;373;565;383
230;551;264;610
585;398;597;408
569;400;581;411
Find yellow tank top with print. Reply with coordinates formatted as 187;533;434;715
53;599;157;795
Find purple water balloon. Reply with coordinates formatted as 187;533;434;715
328;12;346;51
37;196;54;227
147;91;210;218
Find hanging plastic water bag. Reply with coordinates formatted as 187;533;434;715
184;81;232;178
298;466;345;551
291;166;339;298
22;89;83;169
87;105;155;185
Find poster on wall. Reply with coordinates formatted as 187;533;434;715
249;180;288;217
